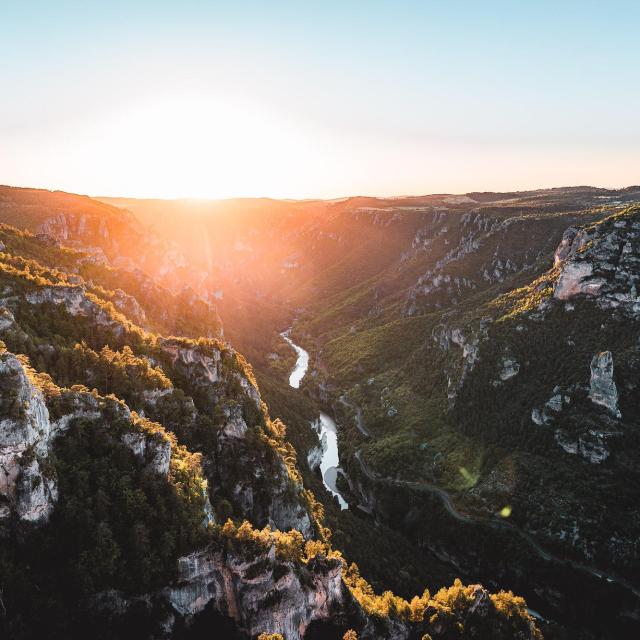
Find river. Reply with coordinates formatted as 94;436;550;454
280;331;309;388
281;331;348;509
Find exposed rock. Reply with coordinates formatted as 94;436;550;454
554;262;605;300
589;351;621;417
25;285;124;335
141;388;173;406
307;437;325;471
433;319;491;405
554;226;590;265
0;351;56;523
38;213;72;241
531;408;545;426
219;404;248;440
233;371;261;407
552;211;640;315
111;288;147;325
494;357;520;384
15;458;58;522
0;306;16;332
168;545;345;639
531;373;621;463
158;338;221;385
554;429;612;464
530;389;570;427
212;419;314;537
404;271;476;315
122;430;171;476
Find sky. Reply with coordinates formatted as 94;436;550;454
1;0;639;199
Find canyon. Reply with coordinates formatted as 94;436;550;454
3;184;640;638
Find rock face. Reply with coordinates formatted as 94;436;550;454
219;404;249;440
24;285;126;336
307;439;324;471
552;212;640;315
0;352;56;523
122;430;172;476
158;338;222;386
433;320;491;405
168;545;345;639
217;433;314;538
589;351;621;417
530;378;618;464
554;262;604;299
554;429;612;464
111;288;147;325
553;226;590;265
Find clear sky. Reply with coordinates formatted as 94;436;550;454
1;1;639;199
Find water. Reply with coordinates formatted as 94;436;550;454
280;331;309;389
282;330;349;509
314;413;348;510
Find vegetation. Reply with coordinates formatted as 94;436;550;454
0;186;583;639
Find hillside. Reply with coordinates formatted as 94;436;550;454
0;193;540;640
96;186;640;638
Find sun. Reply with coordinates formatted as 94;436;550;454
65;94;324;200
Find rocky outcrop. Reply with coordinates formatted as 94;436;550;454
38;213;74;241
0;306;16;332
403;213;498;315
553;211;640;315
111;288;147;325
433;320;491;405
554;428;612;464
531;362;622;464
0;349;146;522
219;404;248;440
122;430;172;476
531;386;571;426
553;226;590;265
24;285;126;336
493;356;520;385
168;545;345;639
217;441;313;538
404;272;476;315
554;262;605;299
0;351;56;522
158;338;222;386
589;351;621;417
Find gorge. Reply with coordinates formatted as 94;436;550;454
3;184;640;639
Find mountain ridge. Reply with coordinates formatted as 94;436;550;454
0;190;541;639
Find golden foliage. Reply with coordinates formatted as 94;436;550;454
218;518;341;565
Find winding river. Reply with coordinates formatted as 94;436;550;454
281;331;348;509
280;331;309;389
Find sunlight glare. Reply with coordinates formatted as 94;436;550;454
69;95;321;199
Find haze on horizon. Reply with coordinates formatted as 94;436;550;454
2;1;639;200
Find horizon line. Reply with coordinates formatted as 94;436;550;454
2;182;640;205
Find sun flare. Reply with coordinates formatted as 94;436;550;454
51;95;327;200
